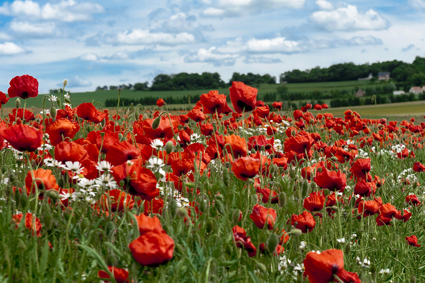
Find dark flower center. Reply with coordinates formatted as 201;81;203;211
237;101;254;112
22;91;29;98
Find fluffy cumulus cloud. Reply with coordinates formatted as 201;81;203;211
184;47;238;66
68;75;92;87
10;21;57;36
202;0;305;17
310;4;389;31
0;0;104;22
316;0;333;10
109;29;195;46
0;42;25;55
216;37;302;54
79;53;99;61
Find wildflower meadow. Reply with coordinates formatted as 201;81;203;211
1;74;425;282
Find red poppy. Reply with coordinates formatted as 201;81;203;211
187;107;206;122
105;141;141;166
350;158;371;179
100;189;134;212
87;130;120;154
110;159;159;200
46;119;80;146
143;198;164;216
224;135;247;158
200;90;232;114
313;104;322;111
156;98;166;107
405;235;421;247
413;162;425;172
232;225;257;257
314;168;346;192
129;229;174;267
142;115;180;140
12;212;42;237
303;249;361;283
98;267;129;283
289;211;316;233
0;91;9;107
231;157;260;181
8;75;39;99
76;102;108;123
9;108;35;122
272;101;282;110
0;120;43;152
353;179;373;197
357;197;382;217
133;213;163;235
250;204;276;230
321;103;329;109
25;168;60;197
55;141;88;163
303;190;326;212
284;133;314;155
229;81;257;113
406;194;421;206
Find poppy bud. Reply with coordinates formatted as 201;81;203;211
165;141;174;154
1;166;7;173
215;194;224;202
184;182;196;188
288;228;302;237
330;206;338;212
310;182;317;190
302;181;309;198
80;218;90;233
289;169;296;179
199;199;208;213
330;156;338;162
170;199;178;218
47;190;60;201
231;209;242;225
119;180;125;187
176;207;188;218
223;169;230;186
278;192;287;208
206;219;215;234
64;97;72;104
152;116;161;130
63;79;68;87
317;167;323;172
14;189;21;205
215;200;225;215
50;107;57;120
15;98;21;109
42;207;53;230
256;262;267;274
20;193;29;210
267;233;279;254
56;97;62;108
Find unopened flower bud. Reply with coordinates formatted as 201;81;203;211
231;209;242;225
80;217;90;233
152;117;161;129
15;98;21;109
56;97;61;108
267;233;279;254
215;200;225;215
288;228;302;237
63;79;68;87
50;107;57;119
176;207;188;218
165;141;174;154
170;199;178;218
256;262;267;274
278;192;287;208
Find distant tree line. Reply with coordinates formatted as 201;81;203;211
330;93;424;108
104;95;202;107
281;56;425;91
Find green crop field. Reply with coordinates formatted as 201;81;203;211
2;79;383;110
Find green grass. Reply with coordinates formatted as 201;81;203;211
2;80;382;110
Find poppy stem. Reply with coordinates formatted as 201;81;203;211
22;98;27;123
333;274;344;283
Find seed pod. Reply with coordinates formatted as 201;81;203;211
176;207;188;218
267;233;279;254
256;262;267;274
15;98;21;109
288;228;302;237
215;200;225;215
20;192;29;210
152;116;161;129
165;141;174;154
278;192;287;208
231;209;242;225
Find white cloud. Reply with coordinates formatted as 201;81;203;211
68;75;92;87
79;53;99;61
10;21;56;36
184;47;238;66
216;37;301;54
316;0;333;10
0;32;11;40
110;29;195;45
202;0;304;17
0;42;25;55
1;0;104;22
409;0;425;9
310;4;389;31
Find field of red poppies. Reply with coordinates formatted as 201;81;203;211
0;75;424;282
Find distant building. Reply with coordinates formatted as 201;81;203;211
393;90;405;95
422;86;425;92
358;73;373;81
355;89;365;97
409;87;423;94
378;72;390;81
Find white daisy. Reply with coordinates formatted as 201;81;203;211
64;161;84;174
96;161;114;173
151;139;163;150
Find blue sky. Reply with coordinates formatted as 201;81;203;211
0;0;424;93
